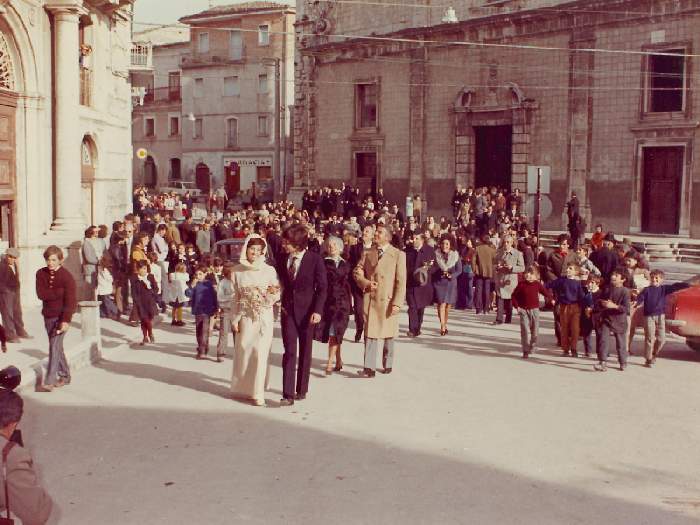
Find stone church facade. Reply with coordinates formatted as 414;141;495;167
293;0;700;237
0;0;134;301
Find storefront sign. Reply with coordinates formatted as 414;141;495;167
226;158;272;167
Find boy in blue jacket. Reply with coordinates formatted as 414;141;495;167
186;265;218;359
635;270;694;368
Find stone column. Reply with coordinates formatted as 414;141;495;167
79;300;102;361
47;4;85;231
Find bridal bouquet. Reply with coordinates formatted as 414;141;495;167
238;285;280;321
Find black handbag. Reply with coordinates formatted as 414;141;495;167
1;440;16;524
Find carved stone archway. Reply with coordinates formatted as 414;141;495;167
451;82;538;192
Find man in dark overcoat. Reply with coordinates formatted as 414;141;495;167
405;233;436;337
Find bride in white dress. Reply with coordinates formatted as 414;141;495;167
230;234;280;406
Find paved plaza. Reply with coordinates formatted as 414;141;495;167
13;307;700;524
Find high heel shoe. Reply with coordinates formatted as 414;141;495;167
334;363;343;372
440;328;446;336
325;367;333;376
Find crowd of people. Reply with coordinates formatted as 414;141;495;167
55;182;700;402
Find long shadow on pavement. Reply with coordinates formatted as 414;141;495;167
17;400;700;525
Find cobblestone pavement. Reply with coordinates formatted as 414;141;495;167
17;307;700;524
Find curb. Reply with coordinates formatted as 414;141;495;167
16;314;165;392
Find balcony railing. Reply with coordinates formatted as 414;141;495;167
142;86;182;105
180;47;247;68
80;68;92;106
131;42;153;70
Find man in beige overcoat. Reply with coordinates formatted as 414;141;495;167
353;223;407;377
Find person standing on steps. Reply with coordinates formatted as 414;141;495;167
0;248;31;344
354;223;406;377
277;224;327;406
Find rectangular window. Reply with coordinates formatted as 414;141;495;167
356;83;378;128
194;78;204;98
258;74;268;94
229;30;243;60
198;32;209;53
144;117;155;137
168;71;181;101
226;119;238;148
193;118;203;139
257;115;269;136
647;49;685;113
168;115;180;136
258;24;270;46
224;76;240;97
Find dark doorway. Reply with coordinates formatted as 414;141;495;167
195;163;211;193
355;151;377;198
474;125;512;189
642;146;683;234
169;158;181;180
143;156;157;188
225;163;240;196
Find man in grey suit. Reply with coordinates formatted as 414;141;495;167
494;235;525;324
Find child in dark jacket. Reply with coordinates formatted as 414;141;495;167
635;269;695;367
593;270;631;372
132;260;159;346
511;265;551;358
546;262;587;357
186;265;218;359
580;275;603;358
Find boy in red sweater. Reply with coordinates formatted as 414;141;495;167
512;265;552;358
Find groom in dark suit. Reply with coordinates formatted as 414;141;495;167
277;224;327;406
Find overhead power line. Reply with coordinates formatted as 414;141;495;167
131;16;700;58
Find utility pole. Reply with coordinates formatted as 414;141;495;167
273;57;282;198
535;167;542;244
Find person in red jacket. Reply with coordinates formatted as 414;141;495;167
35;245;77;392
511;265;552;358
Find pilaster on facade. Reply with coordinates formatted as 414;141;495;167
408;47;427;196
565;30;595;228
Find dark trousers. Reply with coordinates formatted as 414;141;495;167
281;312;314;400
496;297;513;323
0;290;26;339
596;327;628;366
195;314;211;355
474;277;492;314
456;273;474;309
98;294;118;318
407;305;425;334
44;317;69;385
351;288;364;336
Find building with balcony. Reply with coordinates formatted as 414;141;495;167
0;0;135;301
131;34;189;190
179;1;295;202
294;0;700;237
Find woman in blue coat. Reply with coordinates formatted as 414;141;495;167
433;234;462;336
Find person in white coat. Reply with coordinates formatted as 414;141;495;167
230;235;280;406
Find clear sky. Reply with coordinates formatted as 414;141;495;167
133;0;293;26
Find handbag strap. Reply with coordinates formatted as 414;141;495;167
2;441;16;520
